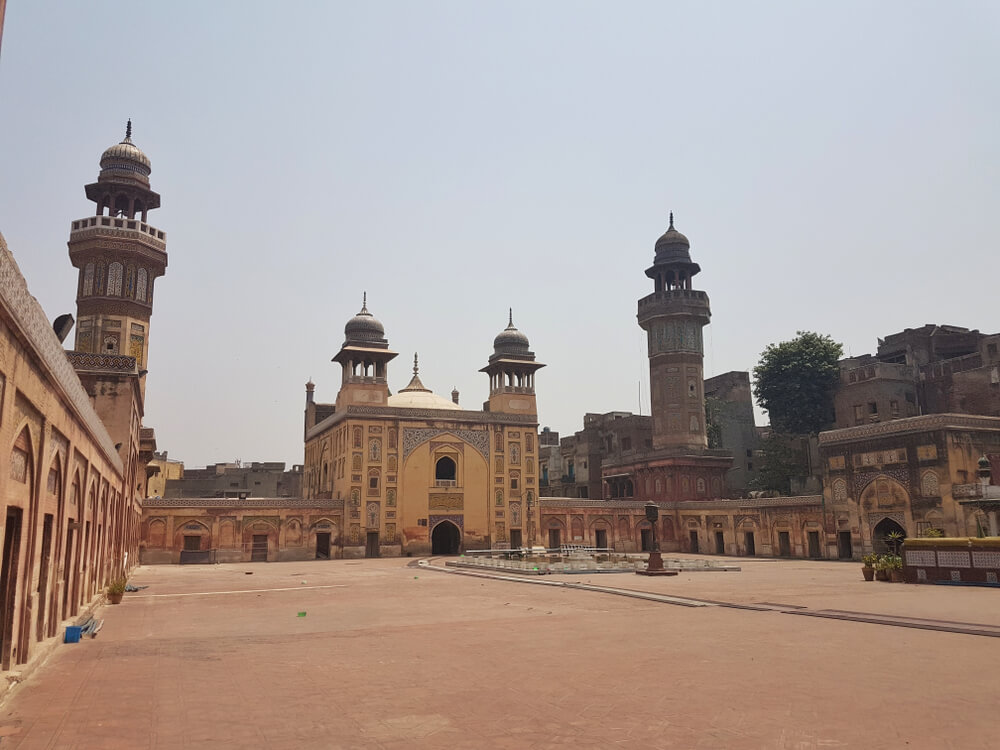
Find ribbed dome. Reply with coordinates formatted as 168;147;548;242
492;310;531;358
653;213;694;265
344;293;387;345
655;227;689;250
99;121;151;183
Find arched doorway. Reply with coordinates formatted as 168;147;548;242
431;521;461;555
873;517;906;554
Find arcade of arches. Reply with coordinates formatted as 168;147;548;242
1;234;142;675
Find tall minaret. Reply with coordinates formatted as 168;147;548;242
67;121;168;399
638;214;711;452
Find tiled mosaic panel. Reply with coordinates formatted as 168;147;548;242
971;551;1000;568
905;550;936;567
936;550;971;568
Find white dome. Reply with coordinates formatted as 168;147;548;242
387;390;462;410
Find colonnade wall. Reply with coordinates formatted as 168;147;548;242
0;235;136;673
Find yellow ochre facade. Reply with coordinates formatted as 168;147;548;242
304;302;543;557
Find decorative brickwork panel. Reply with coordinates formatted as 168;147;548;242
403;427;489;461
920;471;940;498
9;447;28;482
832;478;848;502
429;495;463;512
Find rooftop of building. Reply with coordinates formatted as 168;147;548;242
819;412;1000;445
143;496;341;509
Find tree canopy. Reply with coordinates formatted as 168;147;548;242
748;434;809;495
752;331;843;435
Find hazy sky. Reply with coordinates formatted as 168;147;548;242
1;2;998;468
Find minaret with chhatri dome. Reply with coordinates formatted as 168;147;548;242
602;214;733;502
67;121;168;400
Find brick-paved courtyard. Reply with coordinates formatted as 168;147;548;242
2;555;999;749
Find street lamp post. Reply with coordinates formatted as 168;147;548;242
637;500;677;576
527;493;535;548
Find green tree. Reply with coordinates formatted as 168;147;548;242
748;434;809;495
752;331;843;435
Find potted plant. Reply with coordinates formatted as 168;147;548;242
861;553;878;581
874;555;890;581
106;578;127;604
887;554;905;583
885;530;905;555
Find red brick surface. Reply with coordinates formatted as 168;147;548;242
1;558;998;749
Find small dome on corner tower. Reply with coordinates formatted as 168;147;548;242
344;292;387;346
492;309;532;359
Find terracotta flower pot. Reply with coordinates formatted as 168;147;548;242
107;592;124;604
890;569;904;583
875;569;889;581
862;566;875;581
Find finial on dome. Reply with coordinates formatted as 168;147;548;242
125;119;132;141
507;307;514;329
361;291;368;314
413;352;419;376
669;211;674;230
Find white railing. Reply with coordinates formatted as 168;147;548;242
70;215;166;242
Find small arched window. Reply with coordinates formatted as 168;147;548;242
82;263;95;296
435;456;456;481
108;262;123;296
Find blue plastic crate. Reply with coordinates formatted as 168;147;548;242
64;626;81;643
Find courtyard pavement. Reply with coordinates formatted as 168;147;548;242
1;555;998;749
